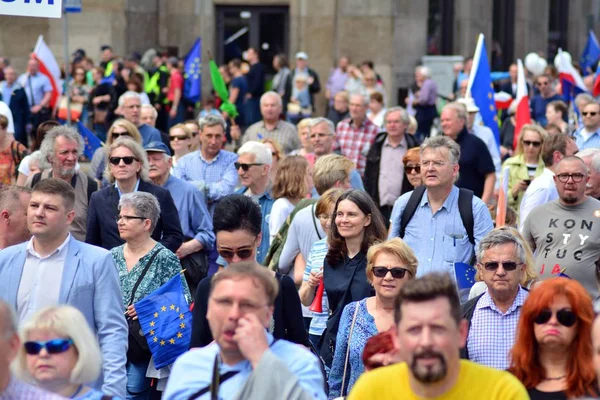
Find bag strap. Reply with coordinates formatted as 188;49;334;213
340;302;360;396
398;185;426;238
127;248;162;306
457;188;475;245
31;172;43;187
311;204;322;240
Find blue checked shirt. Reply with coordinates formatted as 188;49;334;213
388;186;494;276
573;127;600;150
172;150;238;215
467;287;528;370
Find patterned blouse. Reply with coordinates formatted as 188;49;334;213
111;242;191;307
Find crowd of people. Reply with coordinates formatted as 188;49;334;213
1;44;600;400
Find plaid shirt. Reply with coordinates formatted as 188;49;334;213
467;287;528;370
573;127;600;150
335;118;379;176
172;150;238;215
1;376;66;399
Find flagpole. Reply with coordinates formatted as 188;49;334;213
62;5;72;125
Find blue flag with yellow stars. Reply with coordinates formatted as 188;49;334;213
76;121;102;160
184;38;202;103
135;274;192;369
454;262;476;303
468;34;500;146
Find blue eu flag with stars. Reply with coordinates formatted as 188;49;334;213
455;262;476;303
580;31;600;76
184;38;202;103
76;121;102;159
135;274;192;369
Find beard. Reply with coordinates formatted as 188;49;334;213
410;350;448;383
561;194;579;204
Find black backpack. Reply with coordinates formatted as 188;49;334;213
398;185;475;245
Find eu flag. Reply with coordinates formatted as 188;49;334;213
76;121;102;159
580;31;600;76
135;274;192;369
100;72;116;86
184;38;202;103
454;262;477;303
468;34;500;146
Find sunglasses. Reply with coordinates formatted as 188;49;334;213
372;267;411;279
234;162;263;172
217;247;254;260
582;112;598;117
111;132;130;139
24;339;74;355
109;156;138;166
115;215;146;222
405;165;421;174
522;140;541;147
534;308;577;327
556;173;585;183
170;135;190;141
481;261;520;271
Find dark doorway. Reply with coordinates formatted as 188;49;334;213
548;0;569;60
492;0;515;71
427;0;454;55
216;6;289;77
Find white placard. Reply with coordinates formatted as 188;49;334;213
0;0;63;18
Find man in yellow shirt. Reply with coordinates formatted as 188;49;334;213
348;273;529;400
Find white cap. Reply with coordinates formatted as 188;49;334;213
295;51;308;60
457;97;480;113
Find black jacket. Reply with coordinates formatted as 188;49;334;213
363;132;421;206
459;293;484;360
85;180;183;252
283;68;321;110
0;86;29;141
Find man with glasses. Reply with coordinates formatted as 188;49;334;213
519;133;578;229
118;91;162;146
364;107;420;224
235;141;273;264
388;135;493;275
522;156;600;297
529;74;561;126
0;179;127;397
573;101;600;150
167;262;326;400
25;126;97;241
460;228;529;370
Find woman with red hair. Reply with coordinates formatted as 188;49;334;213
508;278;597;399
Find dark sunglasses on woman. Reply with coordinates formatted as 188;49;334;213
109;156;138;166
372;267;411;279
534;308;577;327
24;339;74;355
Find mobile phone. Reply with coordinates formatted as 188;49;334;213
524;179;531;186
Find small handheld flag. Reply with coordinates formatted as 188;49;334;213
184;38;202;103
455;262;477;303
76;122;102;160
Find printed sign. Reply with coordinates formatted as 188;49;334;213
0;0;63;18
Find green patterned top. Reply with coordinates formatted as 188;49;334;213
111;242;192;307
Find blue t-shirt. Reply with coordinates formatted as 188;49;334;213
529;93;562;126
230;76;248;125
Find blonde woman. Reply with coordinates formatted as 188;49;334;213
290;118;315;161
169;123;193;166
15;306;121;399
261;138;285;182
269;156;314;244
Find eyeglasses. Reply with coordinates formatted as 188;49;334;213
234;162;263;172
522;140;541;147
537;81;549;86
309;133;332;139
170;135;190;141
111;132;130;139
217;247;254;260
534;308;577;327
480;261;520;271
372;267;412;279
24;339;74;355
582;112;598;117
556;173;585;183
405;165;421;174
109;156;139;165
115;215;146;222
420;160;451;169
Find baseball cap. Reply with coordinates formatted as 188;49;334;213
295;52;308;60
457;97;480;113
144;141;171;156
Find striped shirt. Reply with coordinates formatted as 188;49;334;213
1;376;65;399
304;238;329;336
172;150;238;215
466;287;528;370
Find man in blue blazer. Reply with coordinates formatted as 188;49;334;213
0;179;127;398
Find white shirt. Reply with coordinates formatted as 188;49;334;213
472;124;502;176
17;234;71;323
519;168;558;231
269;197;295;244
0;101;15;134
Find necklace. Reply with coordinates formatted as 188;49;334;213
543;375;566;381
70;384;84;399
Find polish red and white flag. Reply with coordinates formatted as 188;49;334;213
513;59;531;150
32;35;61;108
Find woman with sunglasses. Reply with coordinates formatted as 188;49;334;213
320;190;387;367
112;192;190;399
261;137;285;182
15;305;122;399
328;238;417;398
86;137;183;253
509;278;597;399
90;118;142;188
168;123;192;167
402;147;422;190
503;124;547;217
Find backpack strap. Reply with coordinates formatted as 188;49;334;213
398;185;426;239
31;172;43;187
85;174;98;204
457;188;475;245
